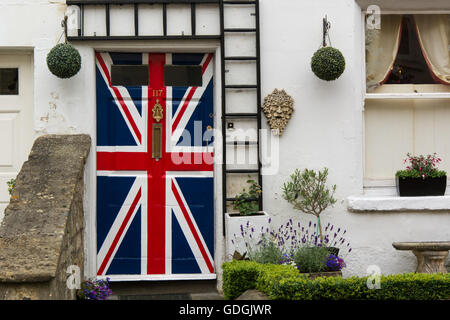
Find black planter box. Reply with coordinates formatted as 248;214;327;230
396;176;447;197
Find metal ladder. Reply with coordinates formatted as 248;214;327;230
219;0;263;235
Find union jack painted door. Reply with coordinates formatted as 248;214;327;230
96;52;215;279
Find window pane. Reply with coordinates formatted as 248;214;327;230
0;68;18;95
111;65;149;86
164;65;202;87
385;15;435;85
365;98;450;180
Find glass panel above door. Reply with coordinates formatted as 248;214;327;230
0;68;18;95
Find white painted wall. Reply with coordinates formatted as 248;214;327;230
0;0;449;287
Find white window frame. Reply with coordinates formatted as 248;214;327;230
351;9;450;212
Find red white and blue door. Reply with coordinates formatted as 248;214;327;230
96;52;215;279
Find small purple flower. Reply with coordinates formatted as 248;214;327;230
326;254;346;271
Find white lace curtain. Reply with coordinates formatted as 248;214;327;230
365;14;450;89
365;15;402;90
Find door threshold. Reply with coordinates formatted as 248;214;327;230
98;274;217;282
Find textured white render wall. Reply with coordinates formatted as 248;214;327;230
0;0;98;279
1;0;449;282
259;0;450;277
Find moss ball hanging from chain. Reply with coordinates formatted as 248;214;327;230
311;46;345;81
47;43;81;79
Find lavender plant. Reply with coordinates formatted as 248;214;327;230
293;245;330;273
231;217;352;270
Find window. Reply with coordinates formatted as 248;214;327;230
111;65;149;86
0;68;18;95
364;14;450;188
164;65;202;87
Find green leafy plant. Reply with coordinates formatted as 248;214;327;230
222;260;301;300
311;46;346;81
7;178;16;195
292;246;330;273
222;260;450;300
282;168;337;242
47;43;82;79
232;179;262;216
396;153;446;179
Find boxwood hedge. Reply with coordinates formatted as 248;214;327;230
222;260;450;300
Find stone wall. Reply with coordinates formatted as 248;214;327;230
0;134;91;300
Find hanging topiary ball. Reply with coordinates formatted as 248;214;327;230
47;43;81;79
311;46;345;81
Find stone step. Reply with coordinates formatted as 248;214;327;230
110;292;223;300
107;280;223;300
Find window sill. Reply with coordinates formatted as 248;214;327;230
347;194;450;212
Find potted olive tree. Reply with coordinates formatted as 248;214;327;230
282;168;337;251
396;153;447;196
225;179;269;260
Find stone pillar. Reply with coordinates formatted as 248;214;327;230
413;250;449;274
0;134;91;300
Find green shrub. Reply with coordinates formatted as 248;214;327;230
292;246;329;273
221;261;299;300
311;46;345;81
222;260;450;300
47;43;82;79
222;260;264;300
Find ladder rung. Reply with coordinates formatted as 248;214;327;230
226;169;260;174
224;28;256;33
225;85;257;89
226;197;259;202
226;141;258;145
224;56;257;61
224;113;258;118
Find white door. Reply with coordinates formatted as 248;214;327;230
0;53;33;222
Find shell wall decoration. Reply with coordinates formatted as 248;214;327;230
262;89;294;135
